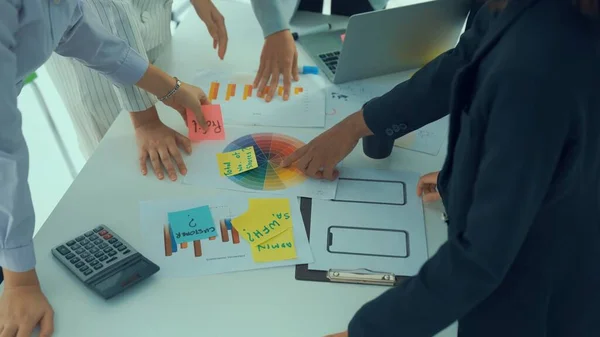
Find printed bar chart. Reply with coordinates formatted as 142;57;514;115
163;218;240;257
225;84;236;101
208;81;304;101
209;82;220;101
243;85;252;100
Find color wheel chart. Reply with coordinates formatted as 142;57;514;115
222;133;306;191
208;82;304;102
163;218;240;257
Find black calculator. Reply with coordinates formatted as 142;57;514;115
51;225;160;299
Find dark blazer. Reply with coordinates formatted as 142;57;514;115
350;0;600;336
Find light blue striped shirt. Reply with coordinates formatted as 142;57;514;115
0;0;148;272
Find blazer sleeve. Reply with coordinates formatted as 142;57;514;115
348;71;573;337
250;0;291;38
55;0;156;112
0;1;36;272
361;4;486;139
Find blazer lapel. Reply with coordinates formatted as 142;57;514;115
471;0;540;63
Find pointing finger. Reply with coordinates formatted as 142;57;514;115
281;145;308;167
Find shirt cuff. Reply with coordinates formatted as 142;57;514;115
0;242;36;273
106;48;149;86
261;19;290;38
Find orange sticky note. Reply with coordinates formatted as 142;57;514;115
341;33;345;42
186;105;225;141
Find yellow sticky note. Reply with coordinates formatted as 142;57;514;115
251;228;297;263
231;198;292;246
216;146;258;176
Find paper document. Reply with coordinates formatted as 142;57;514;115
308;168;428;276
139;195;313;278
192;70;326;128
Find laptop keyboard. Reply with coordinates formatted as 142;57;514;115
319;51;341;74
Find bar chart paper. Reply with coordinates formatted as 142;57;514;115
193;70;326;128
139;196;314;278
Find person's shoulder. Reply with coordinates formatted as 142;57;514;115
502;0;599;74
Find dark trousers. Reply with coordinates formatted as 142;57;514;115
0;267;3;284
298;0;375;16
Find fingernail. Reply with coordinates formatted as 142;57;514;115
284;94;289;101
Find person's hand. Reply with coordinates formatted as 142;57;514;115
254;30;298;102
325;331;348;337
0;270;54;337
191;0;228;59
162;82;210;129
130;107;192;181
282;111;372;180
417;171;441;203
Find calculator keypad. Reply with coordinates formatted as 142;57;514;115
53;225;134;280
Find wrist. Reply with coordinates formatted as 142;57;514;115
135;64;177;99
129;106;160;128
3;269;40;289
342;110;373;140
267;29;291;39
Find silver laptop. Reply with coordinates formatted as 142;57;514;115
299;0;469;84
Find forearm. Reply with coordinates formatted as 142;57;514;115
0;7;36;274
250;0;290;37
129;105;160;128
362;8;487;139
362;49;464;139
342;110;374;139
0;134;36;274
55;1;148;86
135;64;177;100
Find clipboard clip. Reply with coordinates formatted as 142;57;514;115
327;269;396;286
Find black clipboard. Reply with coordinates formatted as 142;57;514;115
295;197;407;286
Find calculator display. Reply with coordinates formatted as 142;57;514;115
94;260;149;293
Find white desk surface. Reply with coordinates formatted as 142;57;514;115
24;1;456;336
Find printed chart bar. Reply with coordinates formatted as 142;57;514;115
278;86;284;96
209;82;220;101
243;85;253;100
220;220;230;242
163;225;172;256
294;87;303;94
224;219;241;244
164;219;240;257
225;83;236;101
193;240;202;257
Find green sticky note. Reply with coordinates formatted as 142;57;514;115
168;206;216;244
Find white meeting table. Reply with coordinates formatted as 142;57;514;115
16;1;457;336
